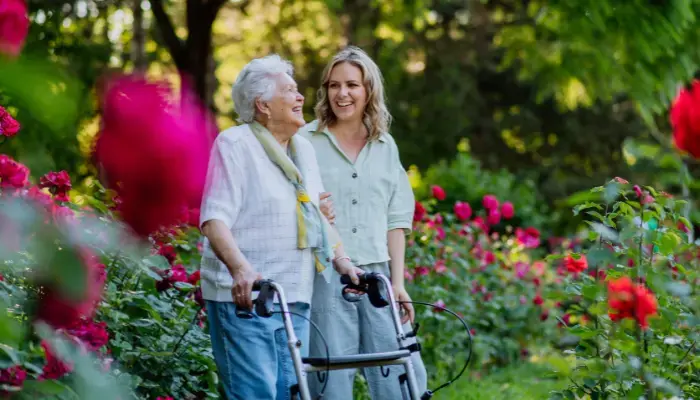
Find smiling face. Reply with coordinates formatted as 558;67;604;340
262;73;305;129
327;62;367;123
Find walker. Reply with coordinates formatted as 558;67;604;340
237;272;472;400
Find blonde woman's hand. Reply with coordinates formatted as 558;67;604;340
319;192;335;224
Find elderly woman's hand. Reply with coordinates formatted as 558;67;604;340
231;263;263;310
319;192;335;224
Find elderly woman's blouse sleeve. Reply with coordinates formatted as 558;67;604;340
199;135;244;229
387;147;415;233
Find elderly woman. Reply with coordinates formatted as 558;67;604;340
199;54;361;400
299;47;428;399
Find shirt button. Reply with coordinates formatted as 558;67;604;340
352;199;358;205
352;227;357;233
352;172;358;178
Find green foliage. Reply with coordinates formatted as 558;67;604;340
404;195;562;379
415;151;556;231
496;0;700;117
546;180;699;399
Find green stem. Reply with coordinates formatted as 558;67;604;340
680;161;694;244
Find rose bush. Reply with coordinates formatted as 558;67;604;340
543;180;699;399
405;186;569;382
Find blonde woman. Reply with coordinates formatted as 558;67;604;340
299;46;427;400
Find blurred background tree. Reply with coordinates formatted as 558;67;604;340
3;0;700;232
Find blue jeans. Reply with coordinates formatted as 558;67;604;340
207;301;311;400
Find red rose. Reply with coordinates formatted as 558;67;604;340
39;170;72;202
0;0;29;57
671;80;700;158
413;201;426;222
0;106;21;137
533;294;544;306
0;154;29;188
430;185;446;201
564;254;588;275
0;365;26;394
607;276;658;329
39;341;72;380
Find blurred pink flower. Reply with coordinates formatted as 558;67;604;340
482;194;499;210
433;260;447;274
515;227;540;248
487;208;501;225
94;74;215;237
431;185;446;200
433;300;446;313
453;201;472;221
501;201;514;219
35;250;106;329
0;0;29;57
514;261;530;279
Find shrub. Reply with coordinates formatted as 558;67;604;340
544;180;699;399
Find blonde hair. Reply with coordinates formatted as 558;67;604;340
314;46;391;141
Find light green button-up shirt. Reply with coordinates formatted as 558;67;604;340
299;120;415;266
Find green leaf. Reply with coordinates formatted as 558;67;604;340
573;202;603;216
0;344;20;368
0;56;83;133
657;231;681;256
666;282;691;297
604;182;620;204
22;379;77;397
546;355;573;376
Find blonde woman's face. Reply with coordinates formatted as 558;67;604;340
327;62;367;122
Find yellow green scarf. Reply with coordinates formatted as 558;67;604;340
250;121;333;282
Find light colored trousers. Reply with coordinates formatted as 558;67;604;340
308;262;428;400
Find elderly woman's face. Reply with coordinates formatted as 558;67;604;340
327;62;367;123
265;73;305;129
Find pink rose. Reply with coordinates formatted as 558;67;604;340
0;106;21;137
482;194;499;210
453;201;472;221
501;201;514;219
431;185;446;201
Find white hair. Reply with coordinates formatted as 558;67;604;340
232;54;294;123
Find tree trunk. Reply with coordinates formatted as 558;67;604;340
131;0;147;71
149;0;231;113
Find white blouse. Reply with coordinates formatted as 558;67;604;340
199;123;325;304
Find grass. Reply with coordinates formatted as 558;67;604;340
352;362;567;399
439;362;567;400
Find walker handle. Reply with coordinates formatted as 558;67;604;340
339;273;389;308
235;280;274;319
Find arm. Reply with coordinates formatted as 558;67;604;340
199;135;260;309
388;228;408;291
201;220;253;278
387;149;416;324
